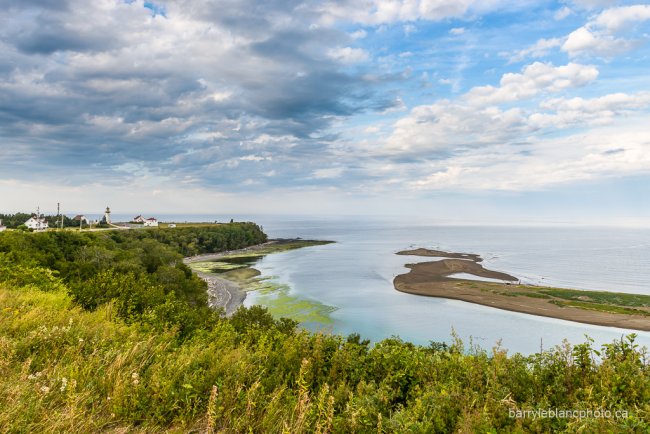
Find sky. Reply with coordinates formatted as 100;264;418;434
0;0;649;224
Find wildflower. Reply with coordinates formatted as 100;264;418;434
131;372;139;385
60;377;68;392
40;385;50;394
78;338;84;343
28;374;36;380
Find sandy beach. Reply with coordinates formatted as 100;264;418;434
184;239;332;316
394;248;650;331
183;241;278;315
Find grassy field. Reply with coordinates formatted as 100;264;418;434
458;280;650;316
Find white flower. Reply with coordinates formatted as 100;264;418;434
28;374;36;380
131;372;139;385
60;377;68;392
40;385;50;394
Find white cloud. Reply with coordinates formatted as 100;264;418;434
530;92;650;128
562;5;650;57
570;0;617;9
562;26;633;57
312;167;344;179
404;120;650;191
318;0;512;25
509;38;563;62
376;62;603;154
593;5;650;32
450;27;465;35
554;6;572;20
464;62;598;106
350;29;368;39
327;46;370;64
403;24;416;35
240;155;270;162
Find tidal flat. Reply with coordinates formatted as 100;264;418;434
187;239;337;325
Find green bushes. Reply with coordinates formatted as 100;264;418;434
0;225;648;432
1;279;649;432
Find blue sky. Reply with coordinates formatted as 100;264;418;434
1;0;649;224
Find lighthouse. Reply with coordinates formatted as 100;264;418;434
102;206;111;225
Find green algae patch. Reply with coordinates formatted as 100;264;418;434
189;238;337;326
190;261;248;273
246;279;336;326
219;239;334;260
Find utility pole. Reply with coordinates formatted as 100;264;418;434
57;203;61;230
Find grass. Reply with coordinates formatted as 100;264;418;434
158;222;224;228
537;287;650;307
455;281;650;317
550;300;650;317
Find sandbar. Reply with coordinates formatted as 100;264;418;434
394;248;650;331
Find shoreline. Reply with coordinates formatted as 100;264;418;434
394;248;650;332
184;239;333;316
183;241;280;315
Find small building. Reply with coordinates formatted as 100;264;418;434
73;215;90;225
132;215;145;223
144;217;158;227
168;223;176;228
0;219;6;232
25;216;49;231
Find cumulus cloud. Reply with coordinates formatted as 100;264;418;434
530;92;650;128
562;5;650;57
327;47;370;64
376;63;647;160
463;62;598;106
0;0;387;190
404;120;650;191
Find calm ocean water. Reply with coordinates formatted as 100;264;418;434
116;214;650;354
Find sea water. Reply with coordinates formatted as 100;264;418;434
245;216;650;355
112;213;650;354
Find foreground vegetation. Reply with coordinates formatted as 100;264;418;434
1;228;649;432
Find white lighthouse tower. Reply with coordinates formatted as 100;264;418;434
102;206;111;225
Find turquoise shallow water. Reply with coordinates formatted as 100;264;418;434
245;217;650;355
112;214;650;354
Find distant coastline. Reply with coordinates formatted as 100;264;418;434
394;248;650;331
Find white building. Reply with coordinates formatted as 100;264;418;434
0;219;6;232
25;216;49;231
132;215;145;223
144;217;158;227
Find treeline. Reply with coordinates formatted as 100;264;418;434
0;226;648;432
0;224;267;335
0;212;79;229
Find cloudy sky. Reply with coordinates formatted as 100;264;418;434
1;0;649;224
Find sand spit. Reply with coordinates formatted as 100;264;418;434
394;248;650;331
